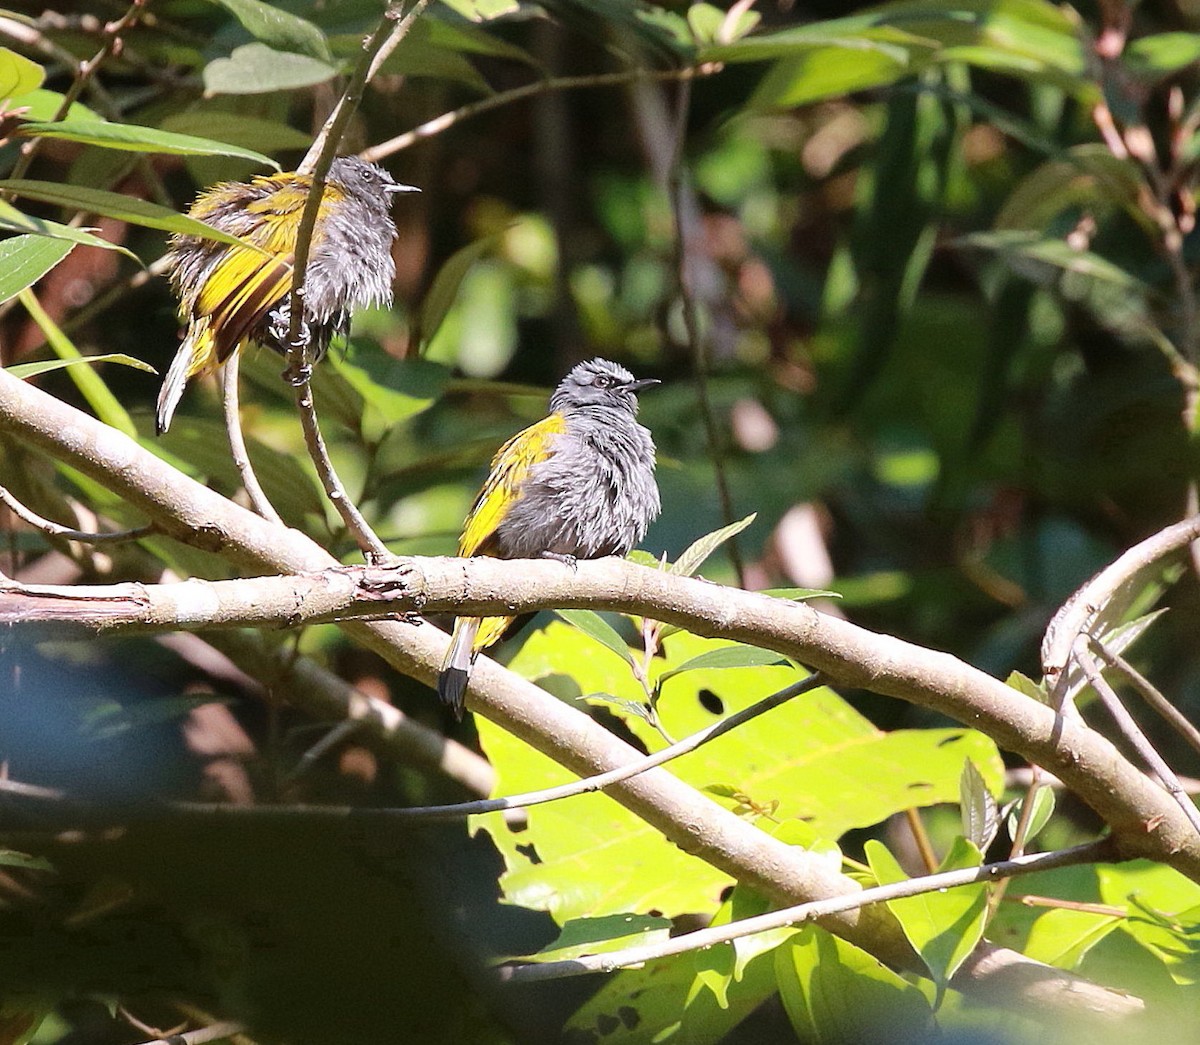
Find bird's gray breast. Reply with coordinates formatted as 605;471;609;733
492;411;660;560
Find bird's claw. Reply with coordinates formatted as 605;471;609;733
541;551;578;572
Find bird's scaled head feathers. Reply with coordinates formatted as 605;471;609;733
550;358;660;415
327;156;420;209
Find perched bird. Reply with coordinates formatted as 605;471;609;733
437;358;661;718
156;156;417;434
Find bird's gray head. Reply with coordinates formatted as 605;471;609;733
329;157;420;211
550;358;660;415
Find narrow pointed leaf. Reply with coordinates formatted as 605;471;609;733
557;609;635;666
7;353;156;379
959;759;999;852
0;236;72;305
671;512;757;577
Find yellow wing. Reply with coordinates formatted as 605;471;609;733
458;412;567;557
187;174;344;368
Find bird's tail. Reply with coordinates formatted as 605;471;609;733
156;321;216;435
438;617;479;720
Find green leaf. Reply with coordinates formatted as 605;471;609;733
566;920;781;1044
0;46;44;98
203;43;337;96
1023;907;1121;969
671;512;756;577
414;233;500;352
482;624;1005;923
1005;670;1048;703
158;111;313;156
959;759;998;852
334;351;449;444
1005;785;1055;846
995;146;1145;232
7;353;157;379
1126;33;1200;80
556;609;635;667
865;836;988;1005
15;121;279;168
211;0;333;61
1098;861;1200;984
0;180;262;247
758;586;842;601
775;925;934;1043
0;235;72;306
750;44;915;108
0;849;54;872
524;913;671;963
657;644;790;688
958;230;1149;288
0;199;139;260
439;0;520;20
7;87;101;122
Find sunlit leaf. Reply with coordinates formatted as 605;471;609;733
775;924;933;1042
557;609;635;667
671;513;756;577
0;199;138;259
414;233;500;353
15;121;278;167
1005;785;1055;846
865;836;988;1004
211;0;333;60
7;353;156;379
0;46;44;98
959;759;999;852
657;644;790;688
0;180;261;247
0;235;72;306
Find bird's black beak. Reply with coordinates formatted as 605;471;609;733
386;183;421;194
624;378;660;393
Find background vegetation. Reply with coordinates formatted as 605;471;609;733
4;0;1200;1041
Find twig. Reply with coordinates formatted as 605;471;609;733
904;807;938;874
130;1020;245;1045
282;3;416;562
377;672;821;820
1092;642;1200;760
988;763;1043;920
361;66;718;163
7;0;148;182
663;77;744;583
1076;639;1200;838
501;839;1114;983
220;357;282;525
1042;514;1200;706
0;484;152;544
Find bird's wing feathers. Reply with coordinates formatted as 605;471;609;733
458;413;567;557
188;175;342;365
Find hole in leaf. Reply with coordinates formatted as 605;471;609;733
698;689;724;715
515;842;542;865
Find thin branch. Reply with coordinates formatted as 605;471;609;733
361;65;718;163
220;356;282;525
501;840;1115;983
280;3;415;562
1042;513;1200;704
1093;641;1200;760
375;672;822;820
7;0;148;182
291;379;390;560
1077;639;1200;837
663;77;744;583
130;1020;245;1045
0;484;153;544
904;807;938;874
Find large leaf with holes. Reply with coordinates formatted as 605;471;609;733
475;622;1003;922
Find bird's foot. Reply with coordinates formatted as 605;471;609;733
540;551;578;572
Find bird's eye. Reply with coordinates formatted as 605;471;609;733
593;374;613;389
